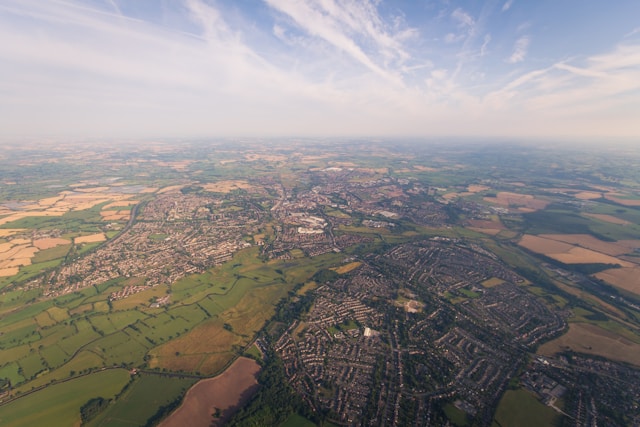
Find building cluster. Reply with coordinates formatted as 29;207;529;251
43;193;258;297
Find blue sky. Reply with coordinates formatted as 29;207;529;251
1;0;639;141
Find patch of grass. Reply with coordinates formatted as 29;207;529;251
493;389;561;427
280;413;317;427
0;369;130;427
31;244;71;264
87;374;196;427
444;404;469;426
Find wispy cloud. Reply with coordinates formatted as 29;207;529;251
0;0;638;141
507;36;529;63
502;0;514;12
264;0;414;85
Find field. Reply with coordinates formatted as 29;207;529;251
537;322;640;366
87;374;197;427
159;357;260;427
492;389;560;427
0;369;130;427
518;234;635;266
595;267;640;295
331;261;362;274
483;192;549;211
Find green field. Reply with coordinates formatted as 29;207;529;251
87;374;196;427
493;389;561;427
0;369;130;427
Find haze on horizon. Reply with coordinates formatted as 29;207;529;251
1;0;639;141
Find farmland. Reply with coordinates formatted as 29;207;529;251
0;141;640;426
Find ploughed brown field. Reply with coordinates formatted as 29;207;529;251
159;357;260;427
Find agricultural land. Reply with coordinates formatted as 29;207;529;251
0;140;639;426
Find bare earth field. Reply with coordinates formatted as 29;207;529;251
159;357;260;427
538;323;640;366
595;267;640;296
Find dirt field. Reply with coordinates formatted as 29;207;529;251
75;233;106;244
595;267;640;296
159;357;260;427
201;181;254;193
538;323;640;366
584;213;631;225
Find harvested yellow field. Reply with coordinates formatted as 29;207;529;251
551;247;633;267
33;237;71;250
201;180;254;193
574;191;602;200
332;261;362;274
596;267;640;296
0;257;31;269
519;235;575;254
75;233;106;244
467;185;490;192
413;165;438;171
584;213;631;225
539;234;631;256
483;192;549;210
11;238;30;244
0;267;19;277
538;322;640;366
0;211;60;226
100;211;130;221
0;229;25;237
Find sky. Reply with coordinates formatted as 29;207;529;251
0;0;639;141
